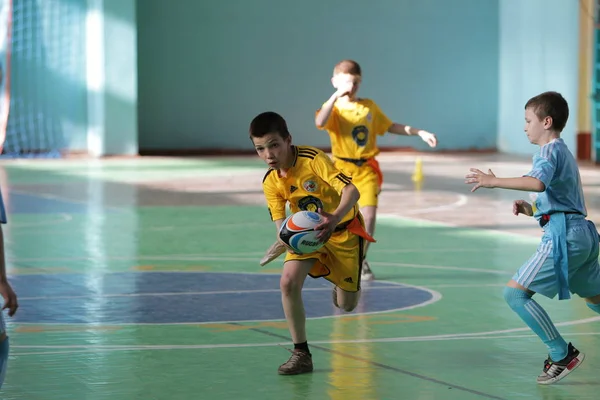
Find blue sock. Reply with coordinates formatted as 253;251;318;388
586;302;600;315
0;337;8;389
503;287;568;361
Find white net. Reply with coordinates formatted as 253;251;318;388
1;0;86;158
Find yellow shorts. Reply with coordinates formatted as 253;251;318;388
333;159;381;207
284;227;365;292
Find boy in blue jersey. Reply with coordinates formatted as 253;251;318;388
0;189;18;389
465;91;600;385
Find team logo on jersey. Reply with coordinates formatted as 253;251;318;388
352;125;368;147
302;180;318;192
367;112;372;122
298;196;324;213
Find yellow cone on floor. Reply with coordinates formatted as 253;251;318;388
411;156;423;183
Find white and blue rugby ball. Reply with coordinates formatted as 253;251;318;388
279;211;325;254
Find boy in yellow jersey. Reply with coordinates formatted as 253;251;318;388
315;60;438;280
250;111;374;375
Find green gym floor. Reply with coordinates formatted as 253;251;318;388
2;152;600;400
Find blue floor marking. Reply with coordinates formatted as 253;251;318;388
11;272;434;324
7;193;90;214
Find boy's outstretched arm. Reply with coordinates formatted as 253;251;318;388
388;123;437;147
465;168;545;193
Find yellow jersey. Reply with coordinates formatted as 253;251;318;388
262;145;357;223
317;98;392;159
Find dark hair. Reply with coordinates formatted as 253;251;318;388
525;91;569;132
249;111;290;139
333;59;362;76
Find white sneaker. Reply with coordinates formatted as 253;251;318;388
361;260;375;281
537;343;585;385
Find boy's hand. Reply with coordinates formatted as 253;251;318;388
418;131;438;147
0;280;17;317
465;168;497;192
334;81;354;99
513;200;534;217
314;208;341;243
260;240;291;266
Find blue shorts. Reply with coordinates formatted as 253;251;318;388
513;217;600;299
0;188;5;335
0;189;6;334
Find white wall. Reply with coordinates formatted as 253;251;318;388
498;0;579;155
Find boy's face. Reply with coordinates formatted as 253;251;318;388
524;107;552;145
331;73;361;98
251;133;292;169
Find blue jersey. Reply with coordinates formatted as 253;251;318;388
0;188;6;224
526;138;586;220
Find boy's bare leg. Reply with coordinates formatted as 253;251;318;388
278;259;315;375
335;287;360;312
360;205;377;280
280;259;313;343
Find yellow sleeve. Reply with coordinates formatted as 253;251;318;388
315;105;339;132
263;176;287;221
369;101;393;136
310;152;352;194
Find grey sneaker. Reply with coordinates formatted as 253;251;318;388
278;349;313;375
361;260;375;281
537;343;585;385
